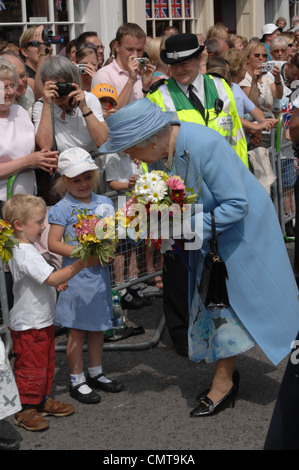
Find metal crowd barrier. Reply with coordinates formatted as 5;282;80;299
268;119;297;238
2;130;297;355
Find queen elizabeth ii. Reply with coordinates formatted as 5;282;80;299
100;98;299;418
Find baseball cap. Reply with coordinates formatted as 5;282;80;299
262;23;282;36
58;147;98;178
91;83;118;104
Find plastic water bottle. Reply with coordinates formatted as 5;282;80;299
112;296;125;339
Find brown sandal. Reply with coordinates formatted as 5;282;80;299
14;408;49;432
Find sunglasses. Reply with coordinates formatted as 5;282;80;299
76;42;105;52
288;43;297;47
272;49;286;53
253;53;268;58
26;40;43;48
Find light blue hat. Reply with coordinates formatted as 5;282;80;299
99;98;175;154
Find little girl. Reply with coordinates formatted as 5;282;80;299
48;147;124;404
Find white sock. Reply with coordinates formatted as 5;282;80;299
88;366;112;383
70;372;92;394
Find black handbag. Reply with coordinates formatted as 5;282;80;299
198;212;230;309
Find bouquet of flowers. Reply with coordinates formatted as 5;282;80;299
0;219;19;263
118;171;198;248
68;208;118;266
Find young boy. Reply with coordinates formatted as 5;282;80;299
2;194;100;431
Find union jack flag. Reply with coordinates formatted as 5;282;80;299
171;0;181;18
154;0;168;18
281;102;294;129
146;1;151;18
185;0;190;18
0;1;6;11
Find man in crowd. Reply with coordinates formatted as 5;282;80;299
92;22;154;109
75;31;105;67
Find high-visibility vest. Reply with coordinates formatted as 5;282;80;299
148;75;248;168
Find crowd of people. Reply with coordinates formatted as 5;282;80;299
1;16;299;450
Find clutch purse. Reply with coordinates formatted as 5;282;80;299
198;211;230;310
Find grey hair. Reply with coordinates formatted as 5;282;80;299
135;123;172;148
0;56;18;83
40;55;81;85
270;36;289;55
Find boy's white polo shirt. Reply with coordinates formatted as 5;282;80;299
8;243;56;331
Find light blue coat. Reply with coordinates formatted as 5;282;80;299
151;121;299;365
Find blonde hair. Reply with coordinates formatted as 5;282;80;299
19;26;38;49
52;170;99;198
2;194;46;227
245;39;267;58
147;36;167;67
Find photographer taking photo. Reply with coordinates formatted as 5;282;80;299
32;56;108;155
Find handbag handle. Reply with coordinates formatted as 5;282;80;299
209;211;218;256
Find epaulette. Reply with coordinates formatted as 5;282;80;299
148;78;167;94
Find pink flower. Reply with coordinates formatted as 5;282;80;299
166;177;185;191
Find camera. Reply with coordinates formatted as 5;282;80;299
77;64;87;75
42;28;64;45
56;82;75;97
136;57;148;67
261;62;275;73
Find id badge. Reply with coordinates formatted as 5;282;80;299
218;115;233;131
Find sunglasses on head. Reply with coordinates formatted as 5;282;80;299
253;53;268;58
76;42;98;52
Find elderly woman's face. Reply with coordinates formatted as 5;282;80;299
271;45;288;61
0;78;17;111
125;142;157;164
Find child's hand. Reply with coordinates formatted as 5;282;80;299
56;282;68;292
128;174;137;189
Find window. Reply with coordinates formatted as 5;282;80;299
145;0;196;37
0;0;84;52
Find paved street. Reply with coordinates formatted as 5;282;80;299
1;243;296;452
1;296;288;452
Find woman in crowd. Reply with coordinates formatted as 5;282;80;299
147;36;169;84
0;57;57;204
0;50;35;117
75;44;99;91
32;55;108;155
229;34;244;51
239;39;283;119
99;98;299;418
221;49;277;137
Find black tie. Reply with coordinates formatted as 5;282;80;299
188;84;206;122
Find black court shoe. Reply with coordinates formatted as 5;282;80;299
196;369;240;402
190;385;237;417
